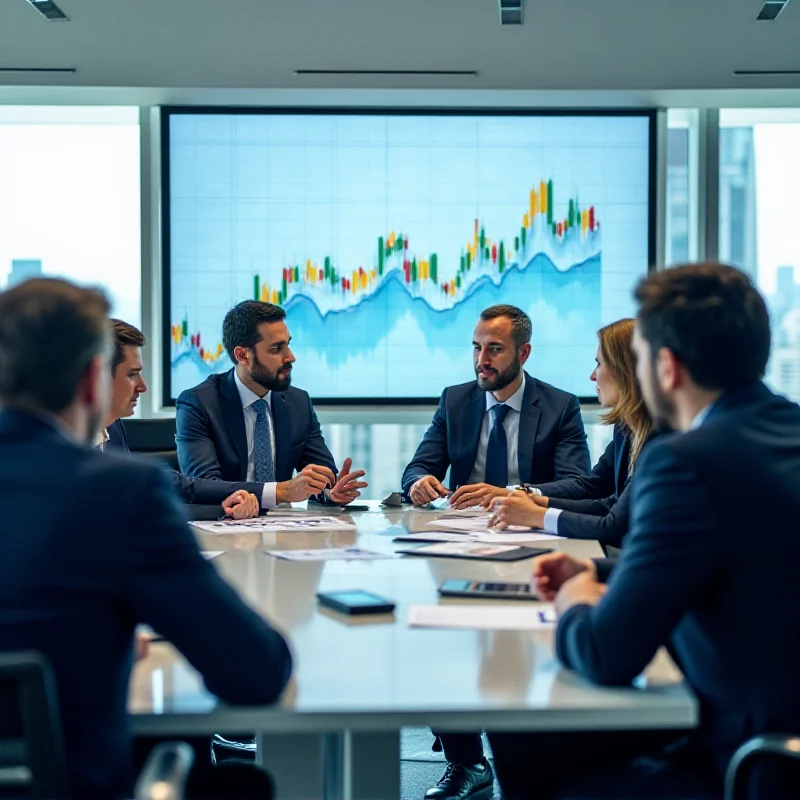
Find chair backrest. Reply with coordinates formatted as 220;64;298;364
134;742;194;800
725;733;800;800
0;652;69;800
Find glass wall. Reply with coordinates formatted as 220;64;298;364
719;109;800;401
0;106;141;325
665;109;699;266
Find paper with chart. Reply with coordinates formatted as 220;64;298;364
191;516;356;534
409;604;557;630
264;547;390;562
427;513;564;542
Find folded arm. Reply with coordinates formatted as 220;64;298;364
555;442;720;685
125;470;292;704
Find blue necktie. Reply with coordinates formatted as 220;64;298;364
253;398;275;483
484;403;511;487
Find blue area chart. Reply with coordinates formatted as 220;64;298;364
168;112;650;399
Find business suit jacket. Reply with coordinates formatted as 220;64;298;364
106;419;265;506
0;410;292;800
176;369;336;483
536;424;631;502
401;372;590;494
543;428;655;547
555;383;800;791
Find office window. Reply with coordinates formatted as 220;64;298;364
0;106;141;325
665;109;699;266
720;109;800;401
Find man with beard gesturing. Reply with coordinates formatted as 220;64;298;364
176;301;367;507
401;304;591;800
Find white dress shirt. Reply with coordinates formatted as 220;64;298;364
233;369;278;509
467;374;526;487
95;427;110;451
542;401;718;534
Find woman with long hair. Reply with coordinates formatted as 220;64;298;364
490;318;653;547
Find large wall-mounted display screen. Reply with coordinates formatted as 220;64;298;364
163;109;654;403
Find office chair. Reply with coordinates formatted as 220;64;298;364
724;734;800;800
0;651;194;800
0;651;68;800
135;742;194;800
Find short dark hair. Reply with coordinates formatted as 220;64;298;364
110;319;146;373
479;305;532;348
222;301;287;363
634;262;771;391
0;278;111;414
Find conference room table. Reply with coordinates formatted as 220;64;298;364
129;502;698;800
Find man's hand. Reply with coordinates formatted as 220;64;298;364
489;491;546;530
533;552;596;601
409;475;450;506
554;571;607;616
277;464;337;504
450;483;509;510
328;458;369;505
222;489;260;520
532;494;549;508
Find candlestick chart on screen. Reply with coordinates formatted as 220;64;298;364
167;113;650;400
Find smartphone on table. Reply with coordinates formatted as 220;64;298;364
438;579;538;601
316;589;396;615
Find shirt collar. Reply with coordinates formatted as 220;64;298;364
689;402;714;430
233;368;270;410
485;373;526;414
95;427;110;448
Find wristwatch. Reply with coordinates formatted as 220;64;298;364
506;484;542;496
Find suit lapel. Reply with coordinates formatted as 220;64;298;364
614;428;631;492
271;392;292;481
219;370;249;478
455;387;486;486
517;373;541;485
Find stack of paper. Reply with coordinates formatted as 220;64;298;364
424;517;563;543
409;604;557;630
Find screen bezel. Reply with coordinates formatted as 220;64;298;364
160;106;658;407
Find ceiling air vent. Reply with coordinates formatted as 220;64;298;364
756;0;793;21
499;0;524;25
24;0;69;21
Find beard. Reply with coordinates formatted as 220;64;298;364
476;353;521;393
643;376;678;433
250;353;292;392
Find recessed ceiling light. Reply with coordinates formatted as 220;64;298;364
24;0;69;22
499;0;524;26
756;0;792;21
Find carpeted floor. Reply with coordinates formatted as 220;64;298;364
400;728;500;800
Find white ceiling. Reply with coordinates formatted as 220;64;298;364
0;0;798;105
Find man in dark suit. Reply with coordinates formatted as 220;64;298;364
104;319;262;517
0;279;293;800
403;304;590;515
403;305;590;800
176;301;367;506
489;263;800;799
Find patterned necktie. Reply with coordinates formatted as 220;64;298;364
484;403;511;487
253;398;275;483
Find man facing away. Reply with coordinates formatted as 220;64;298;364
490;263;800;799
177;300;368;507
0;279;293;800
401;304;591;800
